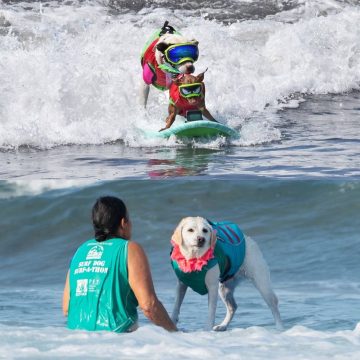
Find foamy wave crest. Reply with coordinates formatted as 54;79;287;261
0;1;359;149
0;324;359;359
0;180;94;198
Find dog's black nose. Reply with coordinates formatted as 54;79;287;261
197;236;205;247
187;64;195;73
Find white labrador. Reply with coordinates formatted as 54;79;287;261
170;217;283;331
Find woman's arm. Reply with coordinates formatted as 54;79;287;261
62;271;70;316
128;242;177;332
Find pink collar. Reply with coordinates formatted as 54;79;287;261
170;241;215;273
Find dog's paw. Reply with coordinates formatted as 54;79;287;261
212;324;227;332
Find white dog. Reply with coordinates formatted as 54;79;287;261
140;21;199;108
170;217;283;331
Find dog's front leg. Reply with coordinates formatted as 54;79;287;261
205;265;220;330
171;280;188;324
159;105;177;132
200;106;217;123
213;277;238;331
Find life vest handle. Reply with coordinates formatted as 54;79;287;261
159;21;176;36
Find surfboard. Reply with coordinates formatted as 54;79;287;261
145;120;239;139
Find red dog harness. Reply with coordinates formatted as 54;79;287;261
169;81;205;117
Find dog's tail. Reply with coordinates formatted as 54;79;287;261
159;21;176;36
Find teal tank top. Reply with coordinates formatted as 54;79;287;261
67;238;138;333
171;221;246;295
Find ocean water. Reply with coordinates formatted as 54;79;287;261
0;180;359;359
1;0;360;179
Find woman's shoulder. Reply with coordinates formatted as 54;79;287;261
128;241;145;254
127;242;149;266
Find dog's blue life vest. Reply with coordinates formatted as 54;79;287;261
171;221;246;295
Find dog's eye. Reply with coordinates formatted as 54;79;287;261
203;228;209;233
187;228;194;232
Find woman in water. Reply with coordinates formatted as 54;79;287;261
63;196;177;332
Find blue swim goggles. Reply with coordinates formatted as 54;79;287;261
164;43;199;65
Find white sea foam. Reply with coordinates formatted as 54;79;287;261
1;323;359;359
0;180;95;198
0;1;359;149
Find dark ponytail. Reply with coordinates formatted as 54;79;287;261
92;196;127;242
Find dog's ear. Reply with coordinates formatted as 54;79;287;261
195;73;204;83
205;219;217;248
173;75;184;86
171;217;189;246
194;68;207;83
156;42;170;53
210;230;217;249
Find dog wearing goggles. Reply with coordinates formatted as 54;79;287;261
140;21;199;108
160;71;217;131
170;217;283;331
